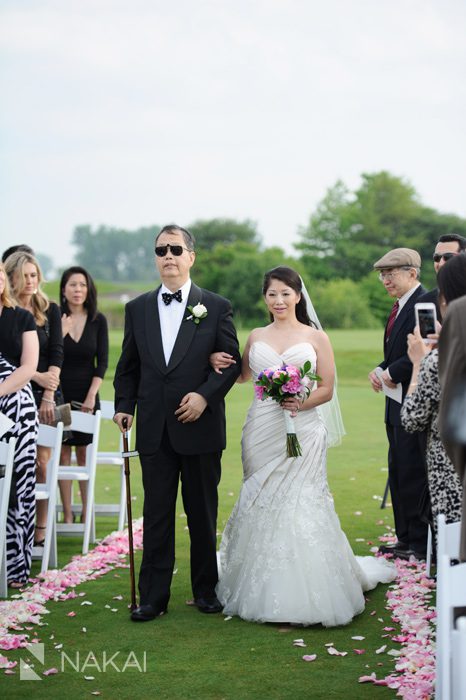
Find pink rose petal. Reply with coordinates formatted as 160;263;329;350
302;654;317;662
43;667;58;676
327;647;347;657
359;673;376;683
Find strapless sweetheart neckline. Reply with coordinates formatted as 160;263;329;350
250;340;316;356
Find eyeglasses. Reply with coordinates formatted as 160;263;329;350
155;244;192;257
378;267;412;282
433;252;458;263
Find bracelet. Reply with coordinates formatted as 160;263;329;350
41;397;56;405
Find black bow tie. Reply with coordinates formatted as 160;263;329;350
162;289;182;305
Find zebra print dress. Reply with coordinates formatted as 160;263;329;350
0;354;38;584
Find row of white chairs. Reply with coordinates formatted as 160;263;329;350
0;400;130;595
435;514;465;700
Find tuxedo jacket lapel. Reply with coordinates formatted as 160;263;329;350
385;286;422;358
145;288;167;373
166;283;203;373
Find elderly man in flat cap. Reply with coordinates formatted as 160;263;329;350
368;248;429;560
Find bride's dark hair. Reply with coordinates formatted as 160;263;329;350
262;266;316;327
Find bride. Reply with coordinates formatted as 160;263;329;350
211;266;396;627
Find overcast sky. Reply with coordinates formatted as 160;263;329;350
1;0;465;269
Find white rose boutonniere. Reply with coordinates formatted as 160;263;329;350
186;302;208;325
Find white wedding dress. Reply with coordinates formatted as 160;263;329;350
216;341;396;627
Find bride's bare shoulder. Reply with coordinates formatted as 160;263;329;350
247;326;272;344
306;326;332;348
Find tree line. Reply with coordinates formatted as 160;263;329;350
65;171;466;328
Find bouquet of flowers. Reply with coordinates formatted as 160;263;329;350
254;360;321;457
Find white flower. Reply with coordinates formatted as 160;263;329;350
192;303;207;318
186;302;208;325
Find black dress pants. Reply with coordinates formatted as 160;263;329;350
138;427;221;610
386;423;429;553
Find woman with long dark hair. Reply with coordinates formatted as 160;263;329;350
59;266;108;524
211;266;395;626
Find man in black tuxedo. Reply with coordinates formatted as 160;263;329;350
368;248;429;560
114;225;241;621
418;233;466;318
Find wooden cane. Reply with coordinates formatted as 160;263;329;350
122;417;137;611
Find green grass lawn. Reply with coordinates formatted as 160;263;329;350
1;330;402;699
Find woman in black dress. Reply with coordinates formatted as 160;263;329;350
59;267;108;524
0;261;39;587
5;251;63;546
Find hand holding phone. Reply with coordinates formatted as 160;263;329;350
414;303;437;344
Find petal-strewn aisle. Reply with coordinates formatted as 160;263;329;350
359;555;436;699
1;522;437;697
0;519;143;666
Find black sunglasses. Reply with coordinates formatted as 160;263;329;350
155;244;191;257
433;252;458;263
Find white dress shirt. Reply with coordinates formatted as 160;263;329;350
158;278;192;364
384;282;421;380
396;282;421;315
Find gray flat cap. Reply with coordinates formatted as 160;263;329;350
373;247;421;270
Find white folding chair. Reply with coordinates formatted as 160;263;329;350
438;514;461;562
436;555;466;699
0;437;16;597
56;410;101;554
94;400;130;531
426;515;461;577
452;616;466;700
426;525;433;576
32;422;64;573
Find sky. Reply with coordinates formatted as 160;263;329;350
1;0;465;270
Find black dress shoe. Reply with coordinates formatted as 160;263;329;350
378;542;409;555
130;604;167;622
394;549;426;562
194;596;223;614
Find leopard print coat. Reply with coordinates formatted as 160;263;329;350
401;349;463;536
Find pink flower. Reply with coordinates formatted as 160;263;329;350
254;386;265;400
282;378;301;394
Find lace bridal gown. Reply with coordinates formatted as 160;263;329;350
216;341;396;627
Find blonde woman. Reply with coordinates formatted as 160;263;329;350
0;261;38;587
5;251;63;546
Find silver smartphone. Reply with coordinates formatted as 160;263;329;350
414;302;437;343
